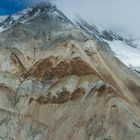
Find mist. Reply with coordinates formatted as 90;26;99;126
54;0;140;38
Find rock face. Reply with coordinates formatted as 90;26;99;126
0;2;140;140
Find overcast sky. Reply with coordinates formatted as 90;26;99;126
0;0;140;37
54;0;140;38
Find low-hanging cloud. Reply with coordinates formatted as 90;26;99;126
54;0;140;38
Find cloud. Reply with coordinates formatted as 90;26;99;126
54;0;140;37
28;0;47;5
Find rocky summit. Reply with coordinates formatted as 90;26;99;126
0;2;140;140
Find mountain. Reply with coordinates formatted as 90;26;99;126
1;2;140;74
0;2;140;140
0;2;73;32
76;17;140;73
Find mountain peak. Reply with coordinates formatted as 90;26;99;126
0;1;72;33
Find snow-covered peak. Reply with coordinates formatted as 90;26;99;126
0;2;70;33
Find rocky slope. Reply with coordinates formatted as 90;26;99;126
76;17;140;73
0;2;140;140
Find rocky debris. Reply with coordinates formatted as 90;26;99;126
0;109;48;140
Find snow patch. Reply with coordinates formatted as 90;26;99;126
0;16;8;23
133;39;140;51
106;40;140;69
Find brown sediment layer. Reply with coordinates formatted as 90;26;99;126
37;88;85;104
28;57;97;80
